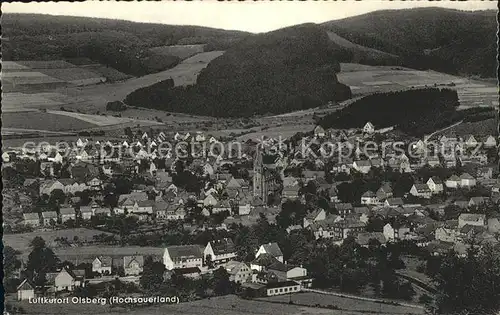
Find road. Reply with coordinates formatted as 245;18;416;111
426;120;463;141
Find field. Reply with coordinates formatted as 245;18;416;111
258;292;424;314
4;294;424;315
337;63;498;108
46;110;163;127
2;112;98;131
150;44;206;60
3;228;116;254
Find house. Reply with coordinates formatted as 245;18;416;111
483;135;497;148
460;173;476;188
356;232;387;247
383;223;411;241
16;279;36;301
92;256;112;275
314;125;326;138
204;238;237;265
124;256;144;275
336;203;354;216
23;213;41;227
464;135;479;147
163;245;203;270
363;122;375;134
303;208;326;228
458;213;486;228
361;191;378;205
39;180;65;196
427;177;444;194
79;206;93;220
267;262;311;287
376;184;393;200
59;207;76;223
47;267;85;292
41;211;58;226
410;184;432;199
353;160;371;174
87;177;102;191
224;261;252;283
469;197;487;207
435;226;460;243
266;281;301;296
282;185;300;200
385;198;404;208
477;167;493;180
255;243;283;263
446;175;460;189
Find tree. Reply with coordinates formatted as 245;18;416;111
140;256;166;292
211;267;233;296
26;237;60;285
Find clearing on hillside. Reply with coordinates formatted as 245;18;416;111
149;44;206;60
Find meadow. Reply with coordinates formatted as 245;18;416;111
149;44;206;60
3;228;116;254
2;112;98;131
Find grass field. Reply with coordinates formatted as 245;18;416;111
3;228;116;254
258;292;424;314
6;294;420;315
46;110;163;127
337;63;498;109
2;112;98;131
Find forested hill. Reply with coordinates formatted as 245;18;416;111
322;8;497;77
124;23;352;117
2;13;249;76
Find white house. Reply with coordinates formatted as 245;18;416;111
163;245;203;270
458;213;486;229
410;184;432;199
361;191;379;205
92;256;112;275
426;177;444;194
363;122;375;134
446;175;460;189
353;160;371;174
17;279;35;301
460;173;476;188
204;238;237;265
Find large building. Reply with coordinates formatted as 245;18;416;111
253;146;281;204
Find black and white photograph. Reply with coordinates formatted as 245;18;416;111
1;1;499;314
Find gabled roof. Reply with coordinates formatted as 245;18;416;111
460;173;475;180
124;255;144;268
41;211;58;218
385;198;404;206
166;245;203;259
362;191;376;198
459;213;485;222
428;176;443;184
259;242;283;258
252;253;280;266
59;207;75;215
356;232;387;246
23;212;40;220
94;256;112;267
209;238;236;255
268;261;299;272
413;184;431;193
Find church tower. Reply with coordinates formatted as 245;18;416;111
253;145;265;201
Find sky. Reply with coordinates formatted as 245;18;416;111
3;1;497;33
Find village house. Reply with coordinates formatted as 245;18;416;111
460;173;476;188
353;160;371;174
23;213;41;227
204;238;237;265
361;191;379;205
39;180;65;196
86;177;102;191
336;203;354;216
303;208;326;228
92;256;112;275
363;122;375;134
79;206;93;220
384;197;404;208
124;256;144;275
435;224;460;243
426;156;441;168
163;245;203;270
314;125;326;138
59;207;76;223
224;261;252;283
410;184;432;199
458;213;486;229
469;197;487;207
41;211;58;226
46;267;85;292
16;279;36;301
255;242;284;263
356;232;387;247
383;223;411;242
376;183;393;200
267;262;312;288
427;177;444;194
483;135;497;148
446;175;461;189
266;280;301;296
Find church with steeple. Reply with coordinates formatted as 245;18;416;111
253;145;282;205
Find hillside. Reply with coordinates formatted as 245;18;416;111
125;24;352;117
2;13;249;76
322;8;497;77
